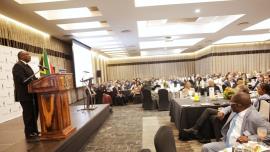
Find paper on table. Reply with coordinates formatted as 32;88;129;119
181;104;191;107
200;103;212;106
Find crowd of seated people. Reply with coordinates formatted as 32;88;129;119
87;70;270;151
88;70;270;108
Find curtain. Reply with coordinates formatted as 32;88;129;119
107;42;270;80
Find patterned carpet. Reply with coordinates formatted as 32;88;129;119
79;104;203;152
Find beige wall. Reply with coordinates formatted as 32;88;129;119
107;42;270;80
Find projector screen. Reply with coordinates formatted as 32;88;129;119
72;41;93;88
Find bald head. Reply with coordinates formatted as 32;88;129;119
237;85;250;94
18;51;31;63
230;92;251;112
208;79;215;87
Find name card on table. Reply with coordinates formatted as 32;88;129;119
209;87;215;98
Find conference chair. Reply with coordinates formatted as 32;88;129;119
158;89;169;111
142;89;155;110
133;94;142;104
154;126;177;152
102;94;112;105
258;100;270;122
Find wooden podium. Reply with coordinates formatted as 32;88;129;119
28;73;76;140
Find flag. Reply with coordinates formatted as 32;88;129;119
39;49;51;76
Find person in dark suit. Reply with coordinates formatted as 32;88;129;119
12;51;39;141
222;74;237;90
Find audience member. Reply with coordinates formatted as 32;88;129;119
202;92;270;152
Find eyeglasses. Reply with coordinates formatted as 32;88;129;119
229;102;237;106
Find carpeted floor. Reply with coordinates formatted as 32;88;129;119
80;104;203;152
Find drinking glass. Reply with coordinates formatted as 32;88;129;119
257;127;267;144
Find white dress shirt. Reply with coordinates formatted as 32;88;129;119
227;108;248;146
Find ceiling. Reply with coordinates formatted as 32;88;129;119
0;0;270;58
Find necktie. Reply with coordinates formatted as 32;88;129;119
226;114;238;147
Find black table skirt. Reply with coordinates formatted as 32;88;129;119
170;97;229;140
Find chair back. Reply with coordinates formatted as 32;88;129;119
154;126;176;152
158;89;169;111
102;94;112;104
258;100;270;121
142;89;154;110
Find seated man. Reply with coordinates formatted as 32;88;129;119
183;85;250;140
183;107;231;140
202;92;270;152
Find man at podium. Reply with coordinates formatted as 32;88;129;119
12;51;39;142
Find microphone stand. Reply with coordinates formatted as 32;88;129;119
24;70;41;83
80;78;97;110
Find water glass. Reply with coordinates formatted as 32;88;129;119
257;127;267;144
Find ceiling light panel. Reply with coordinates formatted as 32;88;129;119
57;21;107;30
102;48;126;51
139;38;204;49
77;37;115;43
106;52;128;55
244;18;270;31
141;48;187;56
213;33;270;44
35;7;99;20
103;50;126;53
14;0;69;4
137;15;244;37
135;0;230;7
72;30;109;37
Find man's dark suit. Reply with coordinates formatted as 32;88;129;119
12;61;39;138
222;80;237;90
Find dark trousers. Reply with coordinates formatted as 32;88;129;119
194;108;218;129
20;100;39;137
194;108;227;141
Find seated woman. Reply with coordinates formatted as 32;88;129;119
253;83;270;110
182;81;194;97
131;81;142;103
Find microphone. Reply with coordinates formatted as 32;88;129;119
39;65;49;70
83;71;90;73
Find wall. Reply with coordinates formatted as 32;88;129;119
107;42;270;80
0;45;22;123
194;42;270;74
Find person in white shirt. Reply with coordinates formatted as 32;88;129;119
202;92;270;152
252;83;270;110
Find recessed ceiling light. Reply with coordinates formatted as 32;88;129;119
57;21;107;30
14;0;69;4
35;7;98;20
103;50;126;53
72;30;109;37
244;18;270;31
137;14;244;37
77;37;115;43
106;52;128;55
141;48;187;56
139;38;204;49
99;45;124;49
213;33;270;44
195;9;201;13
135;0;231;7
102;48;126;51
